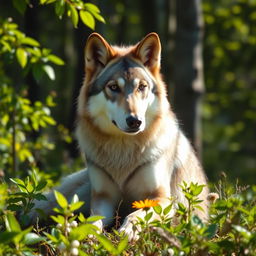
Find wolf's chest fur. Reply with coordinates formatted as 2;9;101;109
77;115;178;187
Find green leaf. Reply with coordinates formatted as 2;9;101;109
80;10;95;30
205;224;218;239
41;0;57;4
10;178;25;186
47;54;65;65
23;233;45;245
0;231;19;243
69;4;79;28
87;216;104;223
44;233;59;243
78;213;86;222
78;250;88;256
117;236;128;254
92;12;106;24
10;178;27;194
5;213;21;232
144;211;153;222
70;201;84;212
232;225;252;239
51;215;65;225
33;193;47;201
42;115;56;125
153;205;162;215
21;37;40;47
71;194;79;204
95;234;118;255
35;180;48;191
54;190;68;209
192;215;203;227
16;48;28;68
163;204;173;216
84;3;101;13
7;204;23;212
192;185;204;196
70;224;98;240
55;0;65;18
43;65;55;80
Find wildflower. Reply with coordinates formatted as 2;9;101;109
70;220;78;227
56;223;62;229
132;199;160;210
207;192;219;203
167;248;174;256
71;240;80;248
70;247;79;256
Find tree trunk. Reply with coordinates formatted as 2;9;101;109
172;0;205;157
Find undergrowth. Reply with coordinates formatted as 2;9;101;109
0;172;256;255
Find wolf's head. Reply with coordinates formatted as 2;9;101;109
78;33;168;136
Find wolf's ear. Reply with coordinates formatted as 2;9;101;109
134;33;161;74
85;33;115;74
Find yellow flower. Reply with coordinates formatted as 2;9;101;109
132;199;160;209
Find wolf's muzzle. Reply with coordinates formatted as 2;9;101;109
126;116;142;130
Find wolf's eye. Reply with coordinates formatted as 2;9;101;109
108;84;120;92
137;83;147;92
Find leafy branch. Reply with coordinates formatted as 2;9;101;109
13;0;106;30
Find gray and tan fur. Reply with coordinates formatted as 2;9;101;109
30;33;209;240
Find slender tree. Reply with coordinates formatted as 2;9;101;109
172;0;205;157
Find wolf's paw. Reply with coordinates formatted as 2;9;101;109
119;218;140;241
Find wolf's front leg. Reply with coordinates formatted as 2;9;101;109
119;159;174;241
88;165;121;232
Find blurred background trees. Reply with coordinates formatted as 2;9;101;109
0;0;255;184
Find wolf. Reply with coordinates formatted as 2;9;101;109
30;32;209;240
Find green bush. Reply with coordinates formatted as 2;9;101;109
0;176;256;255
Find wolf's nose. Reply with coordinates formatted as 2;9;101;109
126;116;142;129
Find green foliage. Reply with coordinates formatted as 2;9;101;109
0;84;56;174
202;0;256;182
7;169;47;225
0;19;64;81
1;178;256;255
39;0;106;29
44;191;128;256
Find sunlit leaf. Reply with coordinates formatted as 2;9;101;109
5;213;21;232
43;65;55;80
117;236;128;254
95;233;118;254
23;233;45;245
85;3;101;13
92;12;106;23
54;190;68;209
70;201;84;212
16;48;27;68
80;10;95;30
21;37;40;47
69;4;79;28
55;0;65;18
86;216;104;223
